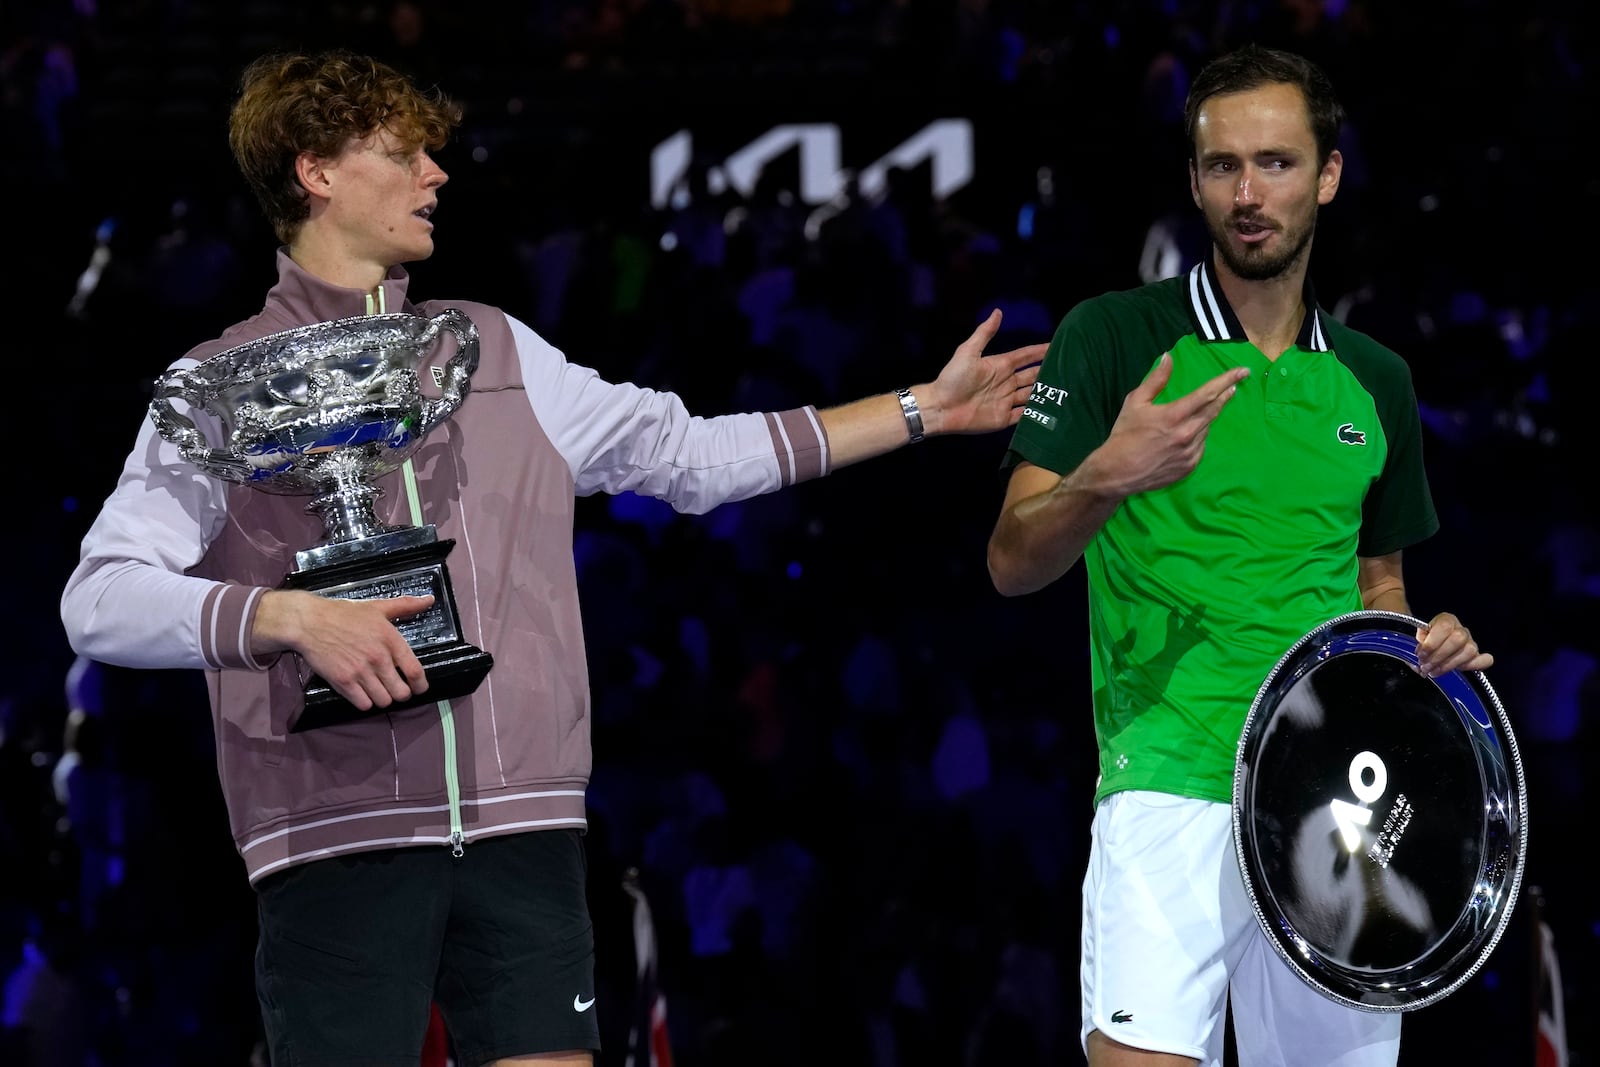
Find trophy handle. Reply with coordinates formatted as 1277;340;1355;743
148;371;255;483
415;308;480;435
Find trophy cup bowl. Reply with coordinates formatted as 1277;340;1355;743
150;309;495;730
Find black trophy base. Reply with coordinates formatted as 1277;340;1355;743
283;533;495;733
293;642;495;731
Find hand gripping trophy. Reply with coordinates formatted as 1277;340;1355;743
149;308;494;731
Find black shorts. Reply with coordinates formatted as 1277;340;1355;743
254;829;599;1067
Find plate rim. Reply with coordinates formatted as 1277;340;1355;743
1231;608;1529;1012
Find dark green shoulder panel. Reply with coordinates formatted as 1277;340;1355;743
1321;316;1414;407
1068;277;1196;378
1321;315;1441;555
1004;277;1194;476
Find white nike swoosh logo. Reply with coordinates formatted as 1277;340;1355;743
574;995;595;1012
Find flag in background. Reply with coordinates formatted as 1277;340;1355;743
622;867;674;1067
1533;887;1568;1067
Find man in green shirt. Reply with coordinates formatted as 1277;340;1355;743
987;43;1492;1067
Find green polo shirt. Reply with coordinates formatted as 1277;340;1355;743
1004;257;1439;807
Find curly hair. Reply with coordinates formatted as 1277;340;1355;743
228;50;463;244
1183;43;1345;168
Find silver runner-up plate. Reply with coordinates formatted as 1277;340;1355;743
1232;609;1528;1012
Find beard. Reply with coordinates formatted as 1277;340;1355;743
1208;208;1316;281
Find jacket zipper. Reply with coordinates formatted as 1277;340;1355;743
441;700;465;857
366;288;467;856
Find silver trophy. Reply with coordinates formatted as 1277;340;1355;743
150;309;494;730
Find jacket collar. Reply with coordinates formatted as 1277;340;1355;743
262;248;415;324
1183;251;1329;352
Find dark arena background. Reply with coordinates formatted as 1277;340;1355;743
5;1;1595;1064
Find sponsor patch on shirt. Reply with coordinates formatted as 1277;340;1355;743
1030;382;1070;407
1023;381;1069;429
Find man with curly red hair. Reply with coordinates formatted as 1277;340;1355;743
62;49;1043;1066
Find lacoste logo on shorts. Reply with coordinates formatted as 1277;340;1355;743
574;994;596;1012
1111;1009;1134;1024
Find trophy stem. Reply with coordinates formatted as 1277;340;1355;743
307;467;391;545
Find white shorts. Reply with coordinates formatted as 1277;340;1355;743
1080;790;1401;1066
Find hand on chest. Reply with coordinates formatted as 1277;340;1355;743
1162;343;1385;512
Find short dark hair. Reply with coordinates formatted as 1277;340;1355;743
228;49;462;244
1183;43;1345;166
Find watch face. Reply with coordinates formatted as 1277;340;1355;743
1233;610;1528;1012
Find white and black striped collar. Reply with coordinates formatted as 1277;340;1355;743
1184;254;1329;352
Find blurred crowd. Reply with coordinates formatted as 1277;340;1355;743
4;0;1596;1064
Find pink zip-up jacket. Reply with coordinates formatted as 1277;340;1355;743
61;251;831;885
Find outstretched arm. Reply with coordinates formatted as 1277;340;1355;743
818;309;1045;468
514;309;1043;514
